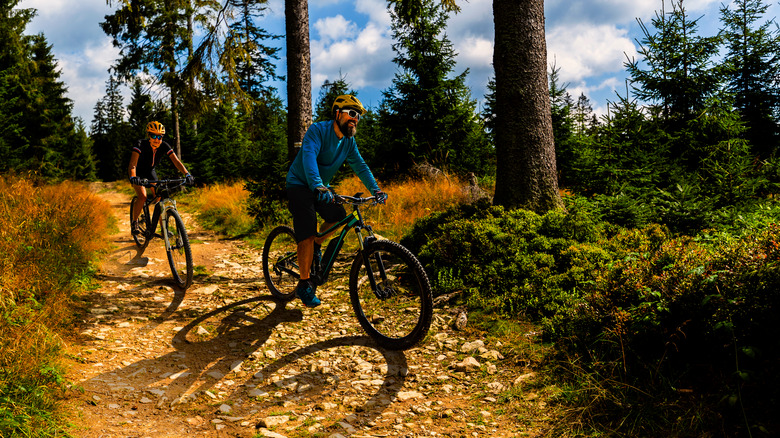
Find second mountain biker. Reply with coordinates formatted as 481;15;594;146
128;121;195;236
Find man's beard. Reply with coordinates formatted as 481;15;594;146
338;119;357;138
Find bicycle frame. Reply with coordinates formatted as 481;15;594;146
135;180;184;239
313;207;366;283
142;197;176;241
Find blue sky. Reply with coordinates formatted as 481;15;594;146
21;0;780;127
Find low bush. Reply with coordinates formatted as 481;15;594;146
403;197;780;436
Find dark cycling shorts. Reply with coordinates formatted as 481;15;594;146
137;169;158;180
287;185;347;242
136;169;159;195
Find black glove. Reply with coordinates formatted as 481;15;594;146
374;189;388;204
129;176;141;186
185;173;195;186
315;185;334;204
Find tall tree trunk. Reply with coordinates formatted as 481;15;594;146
187;0;197;137
492;0;563;212
172;89;181;159
285;0;312;161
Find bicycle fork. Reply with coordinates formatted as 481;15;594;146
156;199;179;250
357;232;393;300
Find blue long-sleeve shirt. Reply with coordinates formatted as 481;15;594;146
286;121;380;194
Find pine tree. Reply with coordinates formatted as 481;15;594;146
573;93;596;136
127;79;156;136
719;0;780;158
91;75;133;181
626;0;721;123
378;0;492;178
62;119;98;181
193;101;252;183
548;64;576;186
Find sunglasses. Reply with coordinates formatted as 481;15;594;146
340;109;361;120
149;134;163;140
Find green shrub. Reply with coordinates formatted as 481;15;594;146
401;200;607;332
404;198;780;435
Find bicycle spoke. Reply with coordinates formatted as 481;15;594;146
350;240;432;350
164;210;193;289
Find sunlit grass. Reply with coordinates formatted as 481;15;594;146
334;174;481;241
189;182;255;238
0;176;111;436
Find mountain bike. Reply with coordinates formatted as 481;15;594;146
262;193;433;351
130;178;193;290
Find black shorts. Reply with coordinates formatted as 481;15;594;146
287;185;347;242
137;169;158;180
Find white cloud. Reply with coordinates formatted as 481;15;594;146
547;24;637;83
314;15;359;42
456;36;493;69
311;21;395;90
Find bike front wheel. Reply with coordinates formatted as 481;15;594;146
130;196;149;247
349;239;433;351
163;209;193;290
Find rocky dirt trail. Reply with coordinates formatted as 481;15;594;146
64;184;549;437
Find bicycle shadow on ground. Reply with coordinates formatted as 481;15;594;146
97;239;188;315
170;295;410;429
74;295;408;434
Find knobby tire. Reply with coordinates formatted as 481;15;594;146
163;209;193;290
349;239;433;350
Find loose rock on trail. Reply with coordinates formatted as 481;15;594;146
64;184;549;437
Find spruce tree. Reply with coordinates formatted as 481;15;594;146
378;0;492;178
626;0;720;123
719;0;780;158
91;75;133;181
548;65;575;186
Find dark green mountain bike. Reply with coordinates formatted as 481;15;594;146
262;193;433;351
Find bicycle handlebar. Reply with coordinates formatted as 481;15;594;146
334;193;378;205
139;178;188;188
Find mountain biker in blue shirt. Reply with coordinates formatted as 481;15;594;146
286;95;388;308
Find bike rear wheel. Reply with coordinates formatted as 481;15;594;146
163;209;193;289
262;225;299;300
349;239;433;350
130;196;149;247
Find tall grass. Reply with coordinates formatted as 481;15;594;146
188;175;481;243
188;182;255;238
0;176;111;436
335;174;479;241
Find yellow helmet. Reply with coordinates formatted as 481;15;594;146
146;121;165;136
332;95;366;117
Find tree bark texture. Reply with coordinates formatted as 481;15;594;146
492;0;563;212
285;0;313;161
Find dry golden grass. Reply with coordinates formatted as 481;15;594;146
0;176;112;434
334;174;476;240
190;181;254;237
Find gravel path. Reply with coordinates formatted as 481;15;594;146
64;185;549;437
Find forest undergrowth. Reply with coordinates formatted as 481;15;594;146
2;174;779;437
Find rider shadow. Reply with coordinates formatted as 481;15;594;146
170;296;409;428
76;295;408;433
101;240;188;314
